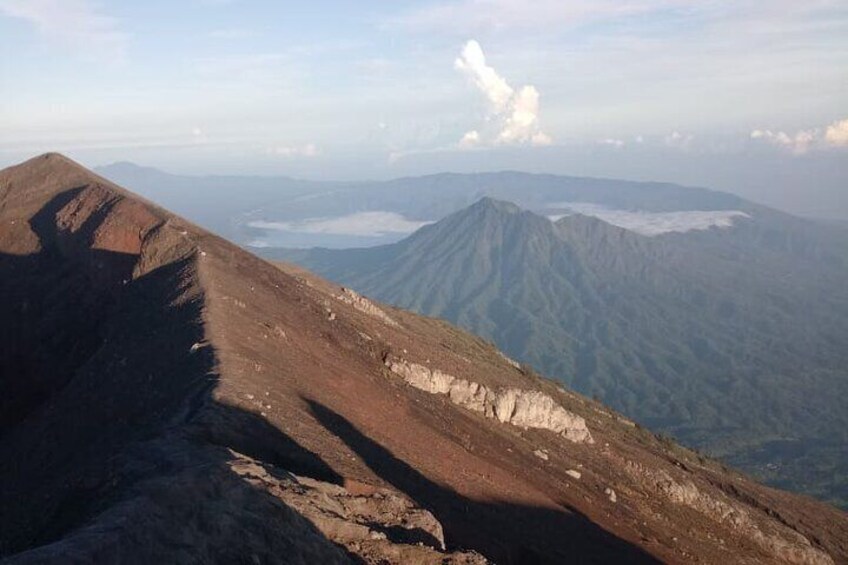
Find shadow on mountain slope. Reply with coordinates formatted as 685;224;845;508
0;192;352;561
0;247;352;562
307;398;660;565
0;186;139;433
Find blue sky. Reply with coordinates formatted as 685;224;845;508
1;0;847;217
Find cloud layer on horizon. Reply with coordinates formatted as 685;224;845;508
547;202;750;236
751;118;848;155
265;143;321;158
248;211;432;238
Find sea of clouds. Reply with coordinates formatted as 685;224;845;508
246;211;433;248
546;202;750;236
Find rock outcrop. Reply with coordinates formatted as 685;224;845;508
230;454;487;564
619;458;834;565
385;356;593;444
336;287;399;327
497;351;522;370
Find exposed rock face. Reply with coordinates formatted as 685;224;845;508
620;458;834;565
336;287;399;327
230;454;487;564
2;442;357;565
385;357;593;444
497;351;522;370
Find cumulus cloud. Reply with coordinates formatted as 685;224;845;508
455;40;513;111
750;128;814;154
266;143;320;158
459;130;481;148
0;0;128;62
751;118;848;154
455;40;552;147
825;118;848;147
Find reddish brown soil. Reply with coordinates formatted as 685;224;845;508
1;153;845;564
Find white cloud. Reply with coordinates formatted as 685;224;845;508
455;40;552;147
599;138;625;148
459;130;481;148
824;118;848;147
454;40;513;112
547;202;750;236
751;129;790;144
750;128;813;154
664;130;694;149
531;131;553;146
266;143;320;158
387;2;846;152
0;0;128;62
751;118;848;154
190;127;210;144
248;212;432;238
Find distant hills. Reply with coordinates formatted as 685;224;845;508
97;164;768;249
272;196;848;509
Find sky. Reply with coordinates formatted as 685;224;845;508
1;0;847;218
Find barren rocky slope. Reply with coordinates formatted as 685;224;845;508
1;154;846;564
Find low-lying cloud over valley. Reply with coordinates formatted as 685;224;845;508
547;202;750;236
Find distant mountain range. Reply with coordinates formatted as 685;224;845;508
271;196;848;509
97;164;773;249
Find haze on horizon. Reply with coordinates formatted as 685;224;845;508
1;0;847;219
